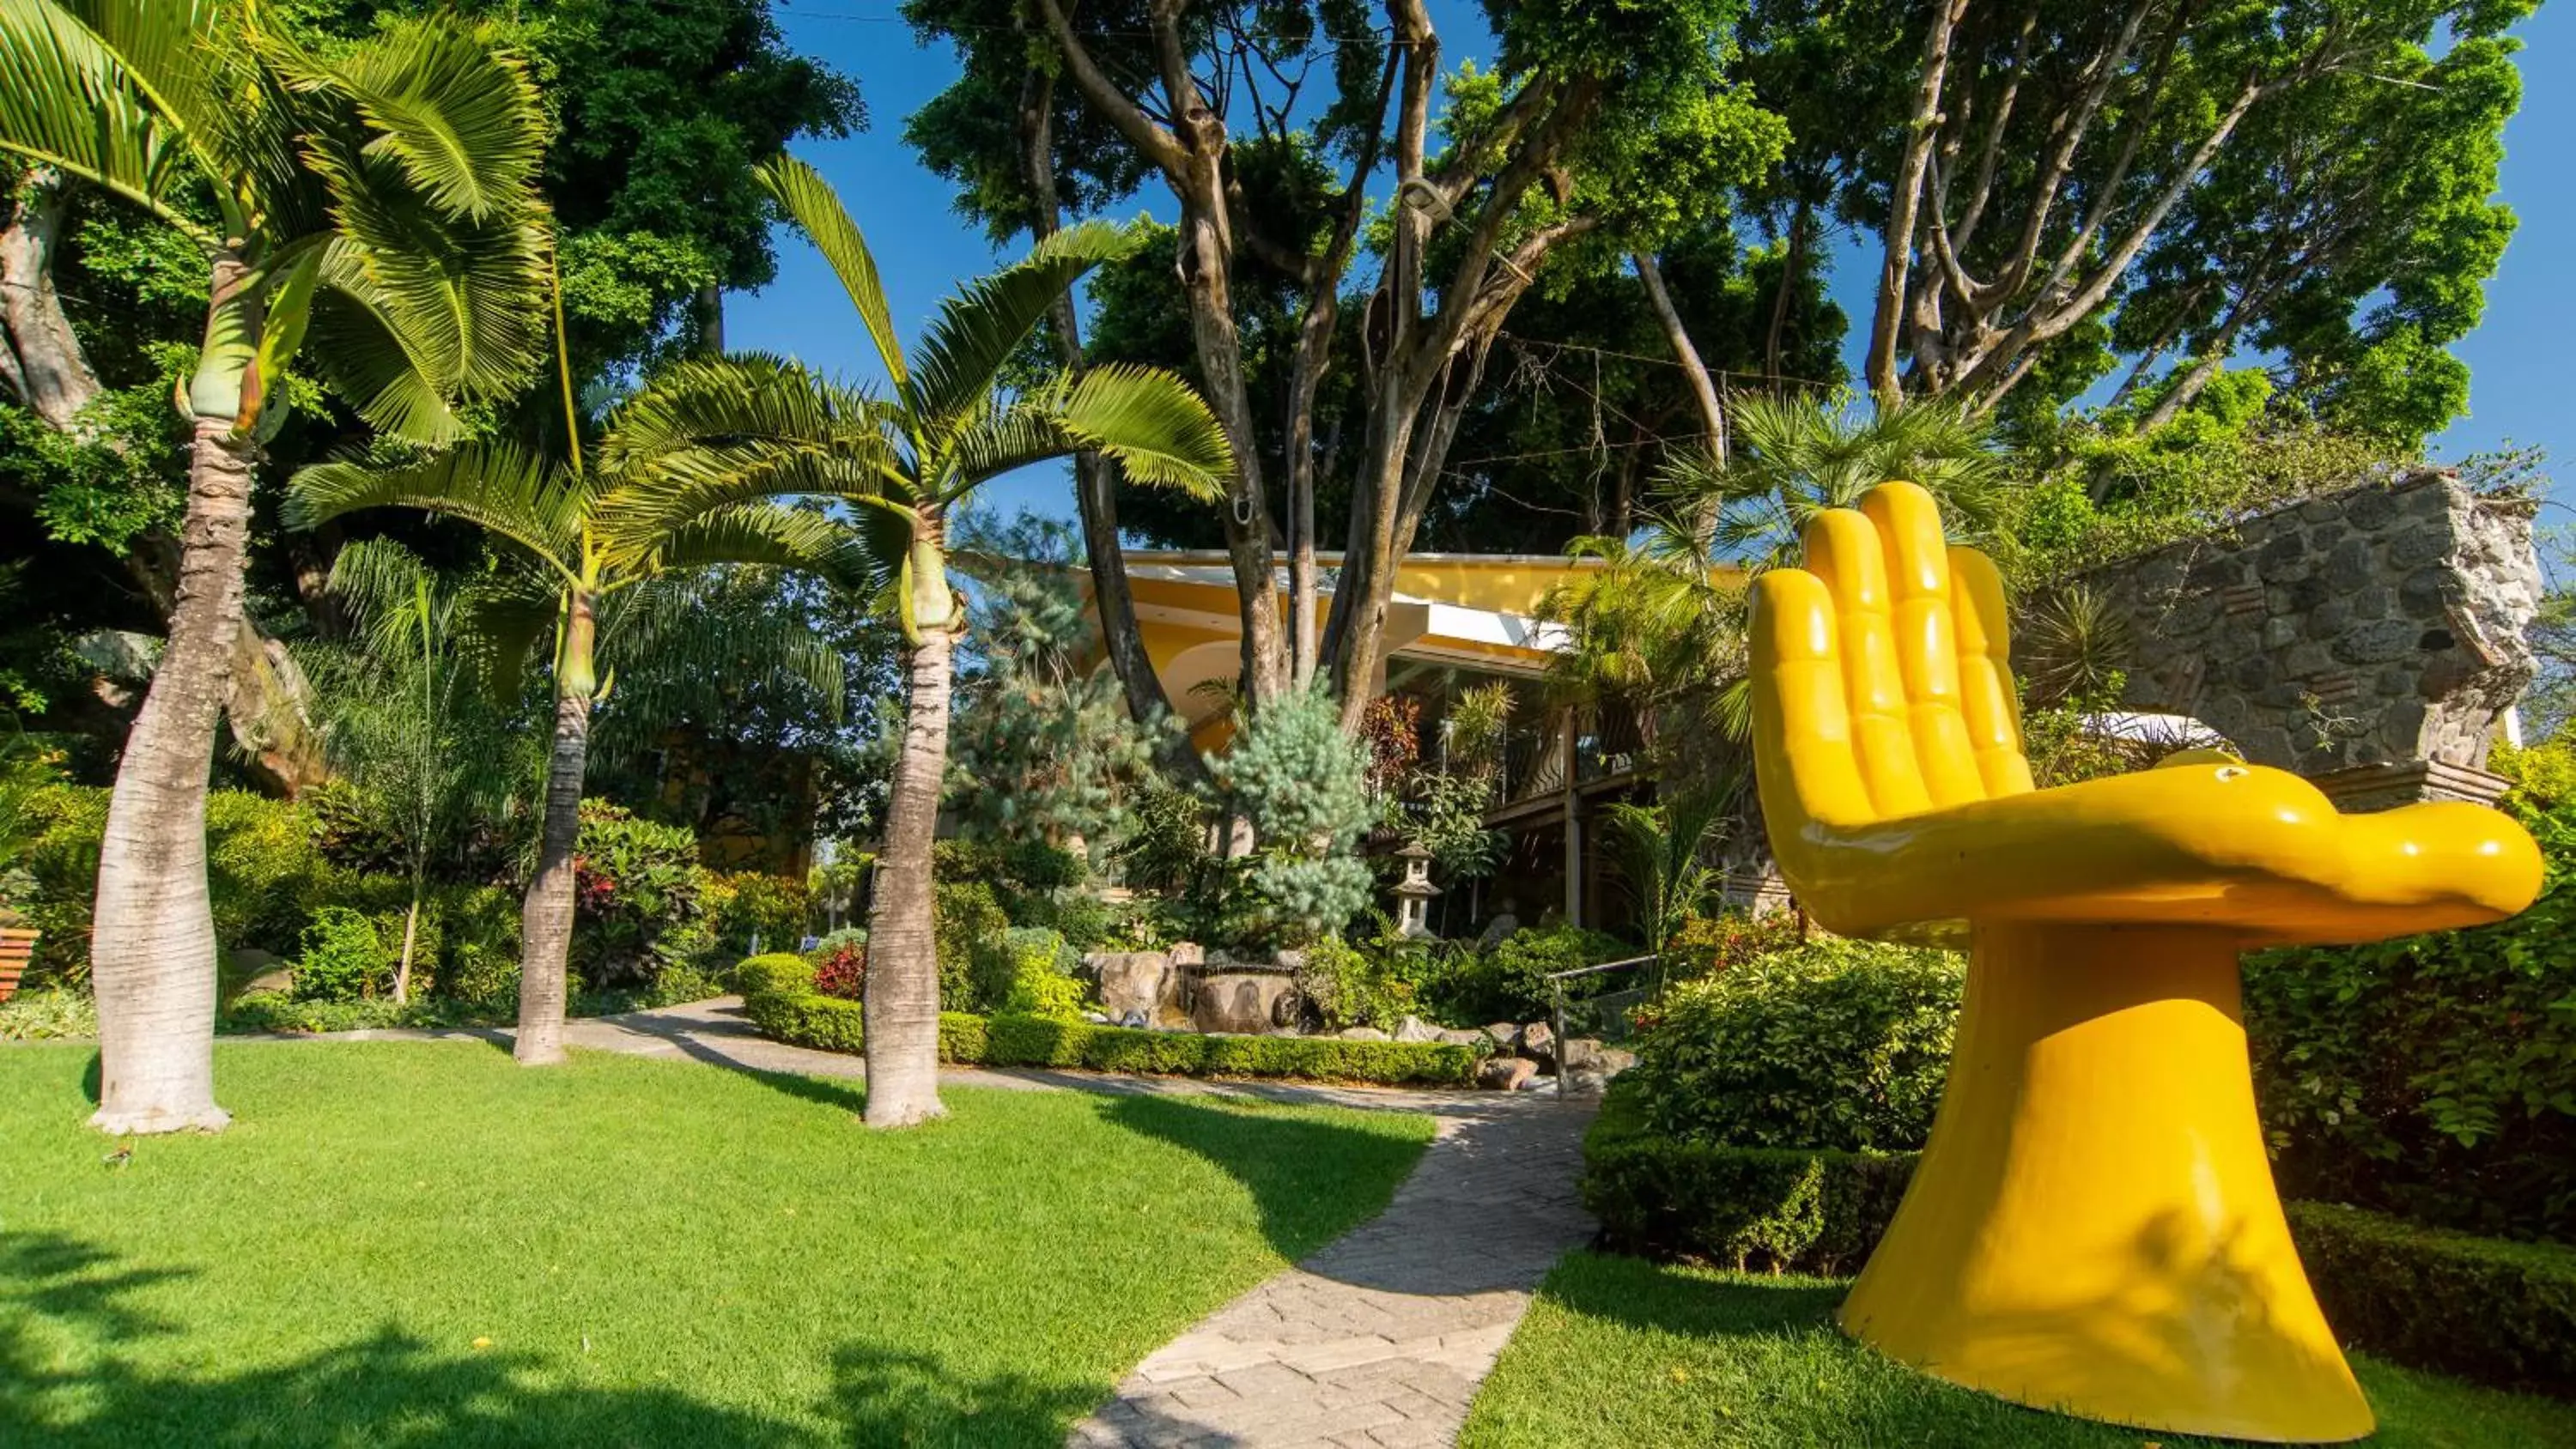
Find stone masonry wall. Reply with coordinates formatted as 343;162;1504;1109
2059;470;2540;776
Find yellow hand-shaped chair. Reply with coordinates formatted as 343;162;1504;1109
1748;481;2543;1443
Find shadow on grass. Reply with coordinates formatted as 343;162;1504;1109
1099;1091;1436;1266
2;1228;1221;1448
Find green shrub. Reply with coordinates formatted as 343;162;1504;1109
743;980;1476;1087
2242;748;2576;1240
571;801;708;986
219;990;470;1034
706;870;810;955
18;782;106;985
2286;1202;2576;1397
442;943;518;1013
292;906;393;1003
1662;909;1802;985
1422;922;1630;1026
934;878;1011;1011
1625;938;1961;1152
998;927;1085;1021
735;952;817;1001
206;789;328;955
1583;1082;1913;1274
1297;936;1418;1032
0;985;97;1041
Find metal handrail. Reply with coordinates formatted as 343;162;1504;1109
1541;954;1658;1099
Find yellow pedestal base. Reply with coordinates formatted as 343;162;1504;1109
1838;923;2373;1444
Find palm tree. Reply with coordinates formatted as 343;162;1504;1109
0;2;552;1131
1601;791;1731;983
288;446;854;1064
604;156;1234;1127
1661;394;2005;568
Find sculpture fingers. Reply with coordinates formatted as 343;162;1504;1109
1801;508;1933;818
1750;567;1875;829
1862;482;1984;807
1947;545;2036;797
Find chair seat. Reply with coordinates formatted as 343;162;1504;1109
1777;760;2543;948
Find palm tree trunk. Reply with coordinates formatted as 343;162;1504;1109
516;595;595;1066
88;412;261;1134
864;620;956;1128
393;887;421;1005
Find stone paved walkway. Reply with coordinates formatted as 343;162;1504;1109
265;998;1601;1446
1066;1098;1595;1449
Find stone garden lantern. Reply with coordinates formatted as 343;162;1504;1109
1392;841;1440;939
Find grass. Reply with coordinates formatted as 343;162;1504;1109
0;1039;1435;1446
1461;1252;2576;1449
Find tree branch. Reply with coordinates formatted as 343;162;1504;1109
1867;0;1966;405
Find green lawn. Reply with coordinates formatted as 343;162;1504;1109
0;1040;1435;1446
1462;1251;2576;1449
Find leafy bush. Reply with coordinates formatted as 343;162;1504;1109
2287;1202;2576;1397
207;789;328;955
741;974;1476;1086
1297;936;1419;1032
1662;909;1801;985
1583;1082;1911;1274
1625;938;1962;1152
997;927;1084;1021
813;937;866;1000
220;990;472;1034
441;943;518;1014
0;985;97;1041
933;878;1012;1012
2243;740;2576;1240
735;952;817;1000
16;782;106;985
1412;922;1631;1027
292;906;393;1003
1115;779;1209;894
571;801;708;986
705;870;810;955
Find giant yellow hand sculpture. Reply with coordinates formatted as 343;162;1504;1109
1748;482;2543;1444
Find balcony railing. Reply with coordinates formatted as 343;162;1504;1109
1491;702;1646;809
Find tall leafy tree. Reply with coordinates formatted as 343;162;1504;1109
0;0;552;1131
289;442;851;1064
908;0;1787;729
1735;0;2532;418
604;157;1232;1127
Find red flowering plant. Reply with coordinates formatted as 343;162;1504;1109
813;940;866;999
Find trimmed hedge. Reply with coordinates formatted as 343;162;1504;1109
740;973;1475;1087
1583;1082;1914;1275
1583;1082;2576;1398
2287;1202;2576;1397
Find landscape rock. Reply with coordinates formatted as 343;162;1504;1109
1088;952;1177;1027
1193;963;1300;1034
1478;1056;1537;1091
1392;1015;1441;1043
1597;1046;1638;1078
1482;1022;1521;1050
1519;1022;1556;1064
1339;1026;1389;1042
1435;1028;1487;1049
1564;1070;1609;1095
1558;1037;1605;1075
1511;1069;1556;1092
1168;941;1206;967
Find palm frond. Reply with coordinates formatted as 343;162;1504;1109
52;0;224;140
647;504;889;596
601;354;913;546
598;573;847;726
756;155;908;391
906;219;1137;428
0;0;206;239
454;564;562;706
301;260;469;444
317;15;544;222
1042;362;1233;500
287;441;583;579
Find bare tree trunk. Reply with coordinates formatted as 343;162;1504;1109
393;888;421;1005
516;596;595;1067
88;409;259;1134
0;169;99;431
1633;251;1724;464
1866;0;1966;406
1765;199;1810;389
864;615;956;1128
1018;65;1175;744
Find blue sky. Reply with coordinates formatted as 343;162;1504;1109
731;2;2573;525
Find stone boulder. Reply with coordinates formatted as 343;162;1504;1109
1169;941;1206;967
1519;1021;1556;1064
1558;1037;1607;1074
1512;1069;1556;1092
1392;1015;1442;1043
1340;1025;1390;1042
1435;1028;1488;1049
1192;961;1300;1034
1479;1056;1537;1091
1483;1022;1521;1051
1087;951;1178;1027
